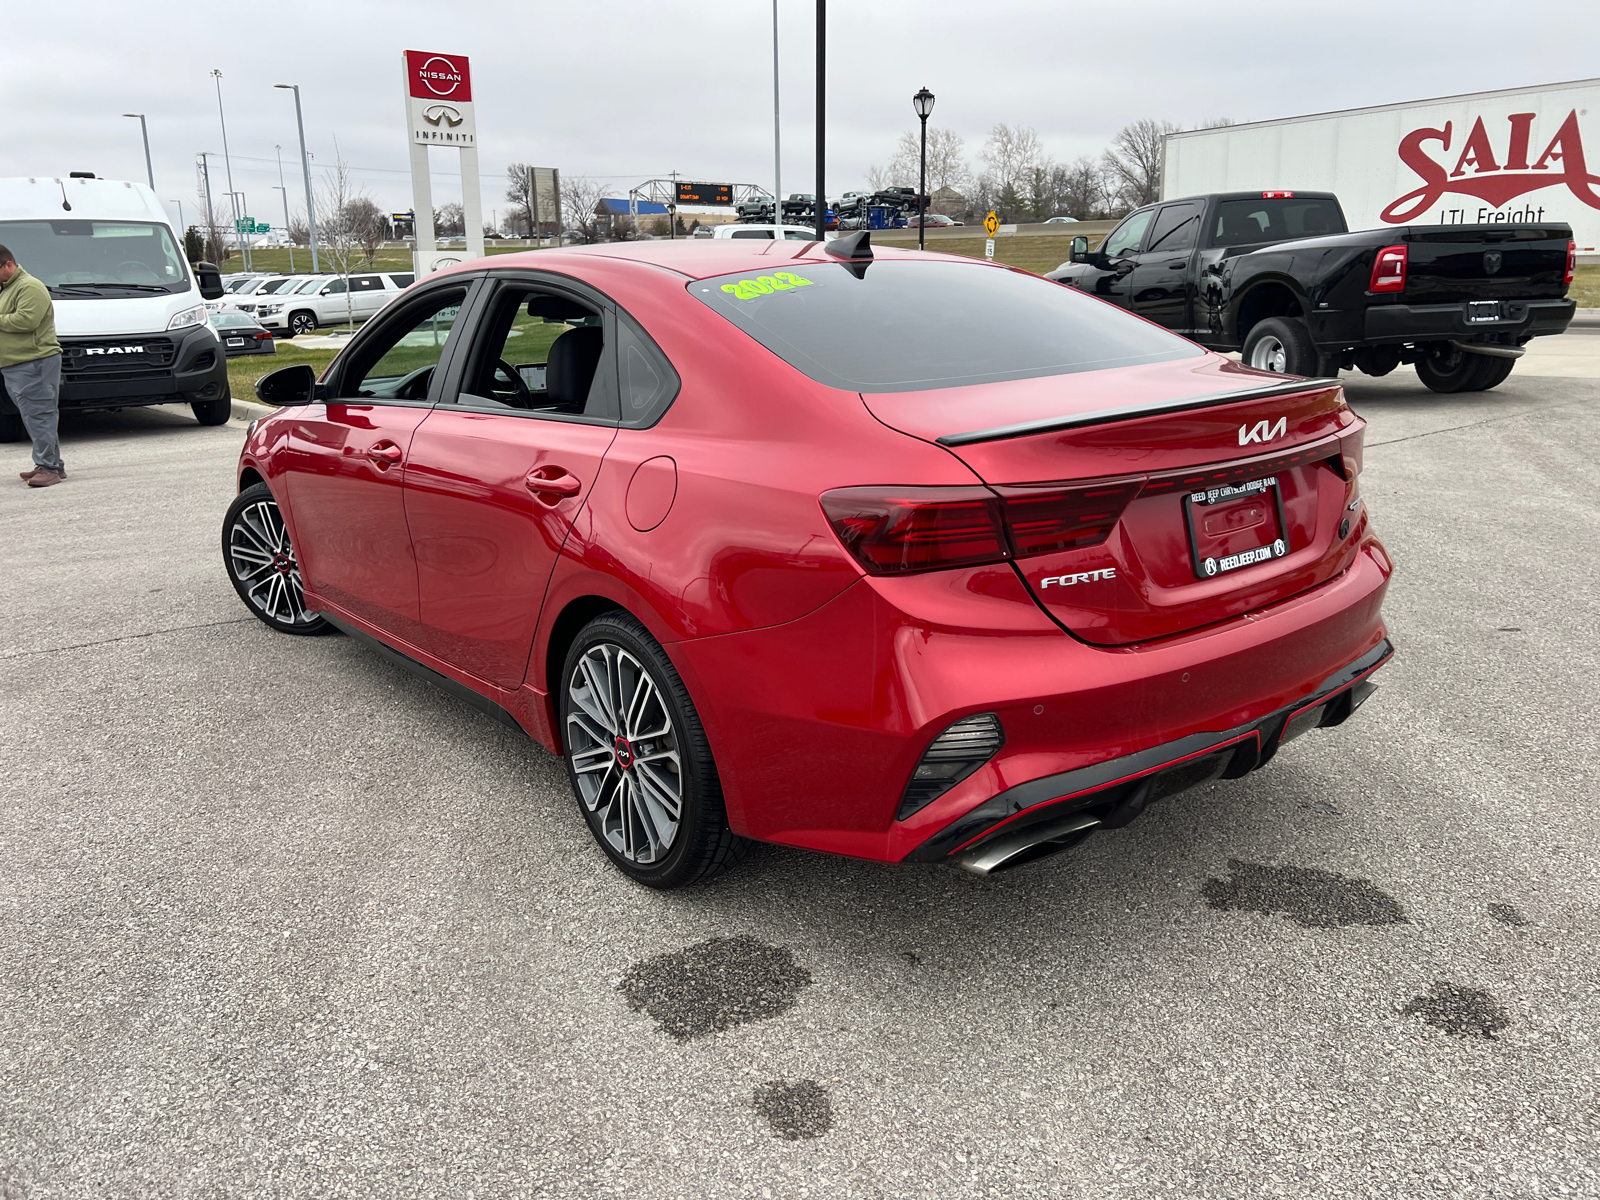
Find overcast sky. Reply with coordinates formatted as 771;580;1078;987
5;0;1598;226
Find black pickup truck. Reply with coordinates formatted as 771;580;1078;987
1045;191;1577;392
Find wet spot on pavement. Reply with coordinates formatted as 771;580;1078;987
1202;859;1409;928
1401;981;1511;1038
1487;902;1527;926
620;935;812;1042
752;1079;833;1140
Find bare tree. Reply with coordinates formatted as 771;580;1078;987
434;203;465;237
981;124;1047;194
1198;117;1236;129
560;176;608;243
886;127;973;195
287;213;309;247
315;152;364;328
505;162;536;239
1052;156;1109;219
1102;118;1178;211
339;197;387;266
865;163;894;191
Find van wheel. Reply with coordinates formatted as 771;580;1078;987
1416;347;1486;393
560;611;748;888
1242;317;1319;376
192;393;232;426
289;311;317;337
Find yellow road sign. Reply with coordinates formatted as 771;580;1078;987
983;210;999;237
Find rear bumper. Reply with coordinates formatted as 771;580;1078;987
910;638;1392;873
670;537;1392;864
1360;297;1574;345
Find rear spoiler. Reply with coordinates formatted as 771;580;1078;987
936;377;1340;447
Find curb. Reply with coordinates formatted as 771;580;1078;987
231;398;278;424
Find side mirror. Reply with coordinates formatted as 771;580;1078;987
194;261;224;300
320;287;333;295
1068;235;1090;265
255;363;319;407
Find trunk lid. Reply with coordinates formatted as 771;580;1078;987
863;356;1364;645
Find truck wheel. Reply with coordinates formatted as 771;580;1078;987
192;393;232;426
0;408;22;443
289;311;317;337
1470;355;1515;391
1242;317;1319;376
1415;347;1484;393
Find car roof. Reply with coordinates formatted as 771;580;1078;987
431;239;1005;283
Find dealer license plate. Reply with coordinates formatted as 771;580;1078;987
1467;300;1501;323
226;337;246;347
1183;476;1290;579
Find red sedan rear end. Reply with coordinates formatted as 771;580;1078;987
226;236;1391;886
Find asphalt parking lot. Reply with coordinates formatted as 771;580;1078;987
3;358;1598;1199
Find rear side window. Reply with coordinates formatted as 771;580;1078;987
1147;203;1203;254
730;229;774;239
1212;198;1346;247
389;273;415;288
350;275;382;292
615;312;680;428
689;259;1201;393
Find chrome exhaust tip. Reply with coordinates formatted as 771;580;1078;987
951;811;1102;877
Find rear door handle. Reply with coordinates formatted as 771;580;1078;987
1167;261;1187;269
366;442;402;464
526;467;582;499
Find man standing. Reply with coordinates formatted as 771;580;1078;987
0;245;65;488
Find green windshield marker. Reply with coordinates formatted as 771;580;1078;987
721;272;816;301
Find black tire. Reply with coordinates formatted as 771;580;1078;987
1242;317;1320;376
221;481;331;636
560;611;747;888
0;407;22;443
1470;355;1515;391
192;391;232;426
288;311;317;337
1415;346;1484;393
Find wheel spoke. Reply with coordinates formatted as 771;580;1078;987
634;760;682;821
578;653;619;733
570;744;613;775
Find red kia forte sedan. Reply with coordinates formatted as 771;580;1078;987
225;234;1392;887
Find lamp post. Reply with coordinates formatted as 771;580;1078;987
912;87;935;251
772;0;781;224
211;70;247;270
813;0;825;242
274;145;295;273
274;83;319;272
122;113;154;190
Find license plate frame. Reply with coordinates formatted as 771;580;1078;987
226;337;246;347
1466;300;1501;324
1183;475;1290;580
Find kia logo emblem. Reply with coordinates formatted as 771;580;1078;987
1483;250;1503;274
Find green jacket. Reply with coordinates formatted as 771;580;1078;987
0;268;61;369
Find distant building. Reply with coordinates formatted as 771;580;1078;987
930;185;967;217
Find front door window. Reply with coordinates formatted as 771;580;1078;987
337;288;469;402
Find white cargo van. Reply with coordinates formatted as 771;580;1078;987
0;174;229;440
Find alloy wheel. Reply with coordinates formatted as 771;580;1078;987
227;498;317;626
565;643;683;864
1249;335;1288;372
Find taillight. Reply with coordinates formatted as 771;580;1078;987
822;479;1142;575
1369;245;1407;293
1566;239;1577;288
820;487;1009;575
1337;425;1365;480
993;479;1142;556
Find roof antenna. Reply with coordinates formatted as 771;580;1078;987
824;229;871;260
57;180;72;211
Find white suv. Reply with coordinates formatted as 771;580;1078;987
258;271;415;337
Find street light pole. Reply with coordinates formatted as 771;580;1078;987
275;84;319;272
772;0;781;224
814;0;825;242
275;145;295;273
122;113;154;190
211;70;248;270
912;87;935;251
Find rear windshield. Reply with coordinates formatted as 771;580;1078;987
689;259;1202;393
1212;198;1345;247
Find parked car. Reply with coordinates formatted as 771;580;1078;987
1046;190;1576;391
227;235;1393;887
691;225;716;238
904;213;959;228
712;224;829;241
256;271;415;338
209;310;277;358
229;276;306;318
1045;216;1080;224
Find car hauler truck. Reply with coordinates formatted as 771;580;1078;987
0;174;228;440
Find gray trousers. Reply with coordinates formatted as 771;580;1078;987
2;353;64;474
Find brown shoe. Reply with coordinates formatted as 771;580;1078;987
19;466;39;480
26;469;63;488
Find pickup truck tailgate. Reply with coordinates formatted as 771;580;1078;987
1397;225;1571;302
